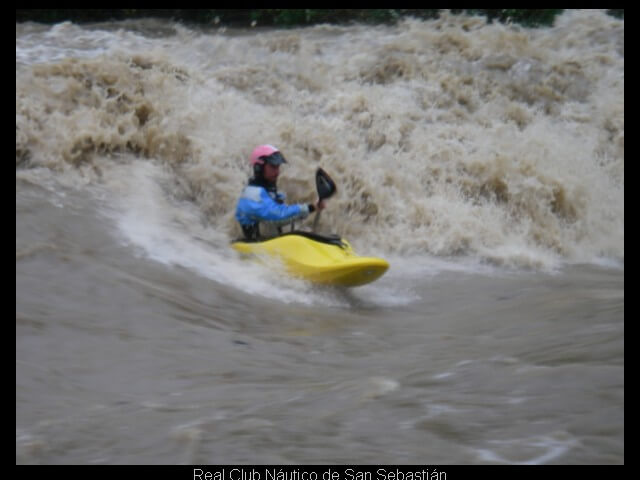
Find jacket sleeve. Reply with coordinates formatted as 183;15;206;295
236;186;310;226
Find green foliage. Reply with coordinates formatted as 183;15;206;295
607;9;624;19
459;9;564;27
16;9;623;28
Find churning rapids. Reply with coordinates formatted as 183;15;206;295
16;10;623;464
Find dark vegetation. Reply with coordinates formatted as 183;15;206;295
16;9;623;28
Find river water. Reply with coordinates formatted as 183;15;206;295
16;10;623;464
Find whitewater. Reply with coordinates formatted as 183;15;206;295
17;10;623;464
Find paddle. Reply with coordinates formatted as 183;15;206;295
312;168;337;232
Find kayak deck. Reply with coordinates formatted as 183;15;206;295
231;232;389;287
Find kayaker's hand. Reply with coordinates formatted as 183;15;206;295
307;200;326;214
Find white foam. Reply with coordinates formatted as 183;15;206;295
473;433;578;465
17;11;624;272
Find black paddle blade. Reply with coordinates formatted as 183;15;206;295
316;168;337;200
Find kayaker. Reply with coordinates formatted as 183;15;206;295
235;144;325;241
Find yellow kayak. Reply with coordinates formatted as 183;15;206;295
231;231;389;287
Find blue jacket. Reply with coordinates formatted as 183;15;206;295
236;184;310;236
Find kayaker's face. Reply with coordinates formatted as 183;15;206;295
263;163;280;182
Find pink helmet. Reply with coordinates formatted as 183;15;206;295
249;144;287;166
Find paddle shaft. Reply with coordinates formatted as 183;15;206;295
312;203;322;232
